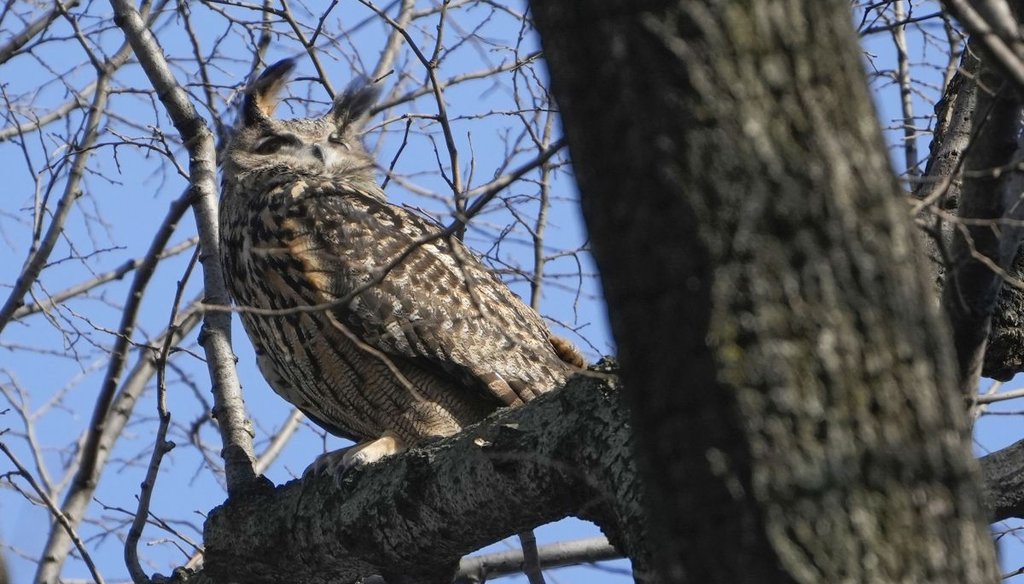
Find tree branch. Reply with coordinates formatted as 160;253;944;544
201;371;651;584
0;0;81;65
981;439;1024;521
11;237;198;321
0;76;108;335
108;0;258;493
942;0;1024;90
35;306;202;584
0;443;104;584
455;536;620;583
135;355;1024;584
940;47;1024;393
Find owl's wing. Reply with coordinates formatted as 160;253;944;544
278;179;573;406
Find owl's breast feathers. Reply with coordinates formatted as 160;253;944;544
219;177;576;442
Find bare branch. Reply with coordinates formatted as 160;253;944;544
125;247;199;584
0;77;109;334
0;443;104;584
890;1;919;176
253;408;304;476
35;306;202;584
0;0;81;65
516;529;546;584
11;237;198;321
456;537;621;583
943;0;1024;90
359;0;466;234
108;0;258;493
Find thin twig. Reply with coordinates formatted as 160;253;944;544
0;77;109;334
0;443;105;584
972;385;1024;405
369;0;416;83
12;237;198;320
124;246;199;584
0;0;82;64
890;1;918;176
518;530;547;584
74;188;193;512
943;0;1024;90
359;0;466;235
254;408;305;475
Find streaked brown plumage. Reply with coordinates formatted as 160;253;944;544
219;60;581;470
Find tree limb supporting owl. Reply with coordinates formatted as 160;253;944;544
203;372;650;584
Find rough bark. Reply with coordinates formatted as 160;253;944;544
917;3;1024;383
914;46;980;207
531;1;999;583
200;369;652;584
986;249;1024;379
939;42;1024;393
185;363;1024;584
913;43;979;297
163;376;1024;584
981;439;1024;521
911;39;1021;383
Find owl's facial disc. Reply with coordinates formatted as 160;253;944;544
249;129;347;170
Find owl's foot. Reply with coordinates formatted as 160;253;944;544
304;432;406;479
550;335;586;369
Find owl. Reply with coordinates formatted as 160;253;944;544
219;59;584;473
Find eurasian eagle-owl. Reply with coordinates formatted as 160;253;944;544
219;59;583;471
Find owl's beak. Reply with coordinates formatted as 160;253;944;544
311;143;326;163
311;142;353;167
310;143;348;168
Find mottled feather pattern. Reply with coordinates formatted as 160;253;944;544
221;173;572;445
219;61;579;463
296;179;569;399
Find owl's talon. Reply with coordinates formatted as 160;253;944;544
304;432;406;481
302;448;350;479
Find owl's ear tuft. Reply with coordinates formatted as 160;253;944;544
243;59;296;126
329;77;381;131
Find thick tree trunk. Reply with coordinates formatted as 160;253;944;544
531;1;1000;582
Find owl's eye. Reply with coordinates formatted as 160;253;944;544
329;134;352;151
254;134;299;155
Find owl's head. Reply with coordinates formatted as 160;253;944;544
222;59;380;187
